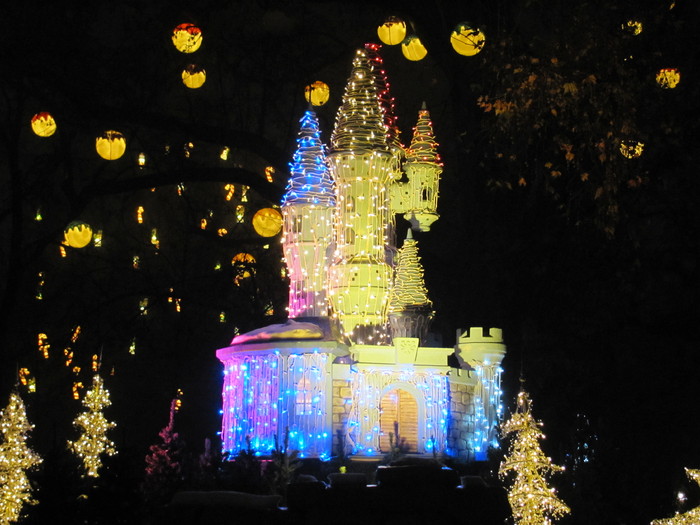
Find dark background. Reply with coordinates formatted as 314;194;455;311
2;1;699;523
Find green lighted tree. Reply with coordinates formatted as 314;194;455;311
499;390;570;525
0;392;42;524
67;374;116;478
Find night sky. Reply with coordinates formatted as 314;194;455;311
2;1;700;523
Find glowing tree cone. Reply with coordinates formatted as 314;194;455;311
67;374;117;477
364;42;403;154
651;468;700;524
499;390;570;525
0;392;42;524
141;397;185;505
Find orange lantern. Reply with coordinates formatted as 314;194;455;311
172;23;203;53
450;22;486;56
401;35;427;61
31;112;57;137
64;221;93;248
182;64;206;88
377;17;407;46
252;208;283;237
304;81;330;106
96;130;126;160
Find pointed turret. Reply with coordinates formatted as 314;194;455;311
282;109;335;317
364;43;403;155
327;48;396;343
388;230;434;344
390;102;442;232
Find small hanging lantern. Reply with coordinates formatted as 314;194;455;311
619;139;644;159
401;35;427;61
450;22;486;56
96;130;126;160
182;64;206;88
655;68;680;89
304;81;330;106
252;207;283;237
172;23;203;53
64;220;93;248
377;17;407;46
31;112;57;137
622;20;643;35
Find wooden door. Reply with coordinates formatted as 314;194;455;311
379;388;418;453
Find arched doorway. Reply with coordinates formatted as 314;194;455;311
379;388;419;453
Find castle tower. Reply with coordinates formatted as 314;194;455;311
327;48;397;342
390;103;442;232
281;109;335;317
388;229;434;345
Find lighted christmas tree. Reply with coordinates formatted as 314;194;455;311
0;392;42;524
67;374;116;477
499;390;570;525
651;468;700;524
141;397;185;504
405;104;442;166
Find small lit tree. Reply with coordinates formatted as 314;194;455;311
0;391;42;524
141;397;185;504
67;374;117;477
651;468;700;525
499;390;570;525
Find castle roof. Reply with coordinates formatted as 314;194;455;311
406;103;442;165
282;109;335;206
330;48;390;153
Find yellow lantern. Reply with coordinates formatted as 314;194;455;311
96;130;126;160
450;22;486;56
619;140;644;159
401;35;427;61
304;81;330;106
656;68;680;89
252;207;283;237
64;221;93;248
31;112;57;137
377;17;406;46
622;20;643;35
182;64;206;88
172;23;202;53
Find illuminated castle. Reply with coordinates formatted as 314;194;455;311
217;45;505;461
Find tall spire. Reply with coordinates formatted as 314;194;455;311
282;109;335;207
389;229;432;312
282;109;335;318
330;48;390;153
388;231;434;344
364;43;403;152
406;103;442;165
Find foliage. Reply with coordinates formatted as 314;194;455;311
265;428;300;496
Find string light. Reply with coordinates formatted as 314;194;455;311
37;333;50;359
499;391;570;525
35;272;44;300
67;374;117;477
137;206;144;224
0;392;42;523
652;468;700;524
224;184;235;201
71;325;81;343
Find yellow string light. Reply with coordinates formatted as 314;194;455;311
67;375;117;477
652;468;700;524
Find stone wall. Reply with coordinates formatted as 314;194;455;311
331;378;353;455
448;382;475;461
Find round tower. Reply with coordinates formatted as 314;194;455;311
281;109;335;318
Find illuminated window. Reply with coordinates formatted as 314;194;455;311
295;376;314;416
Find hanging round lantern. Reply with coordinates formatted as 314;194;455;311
304;81;330;106
655;68;680;89
182;64;206;88
96;130;126;160
252;207;283;237
31;112;57;137
377;17;407;46
172;23;203;53
450;22;486;56
619;139;644;159
64;221;93;248
622;20;643;35
401;35;427;61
